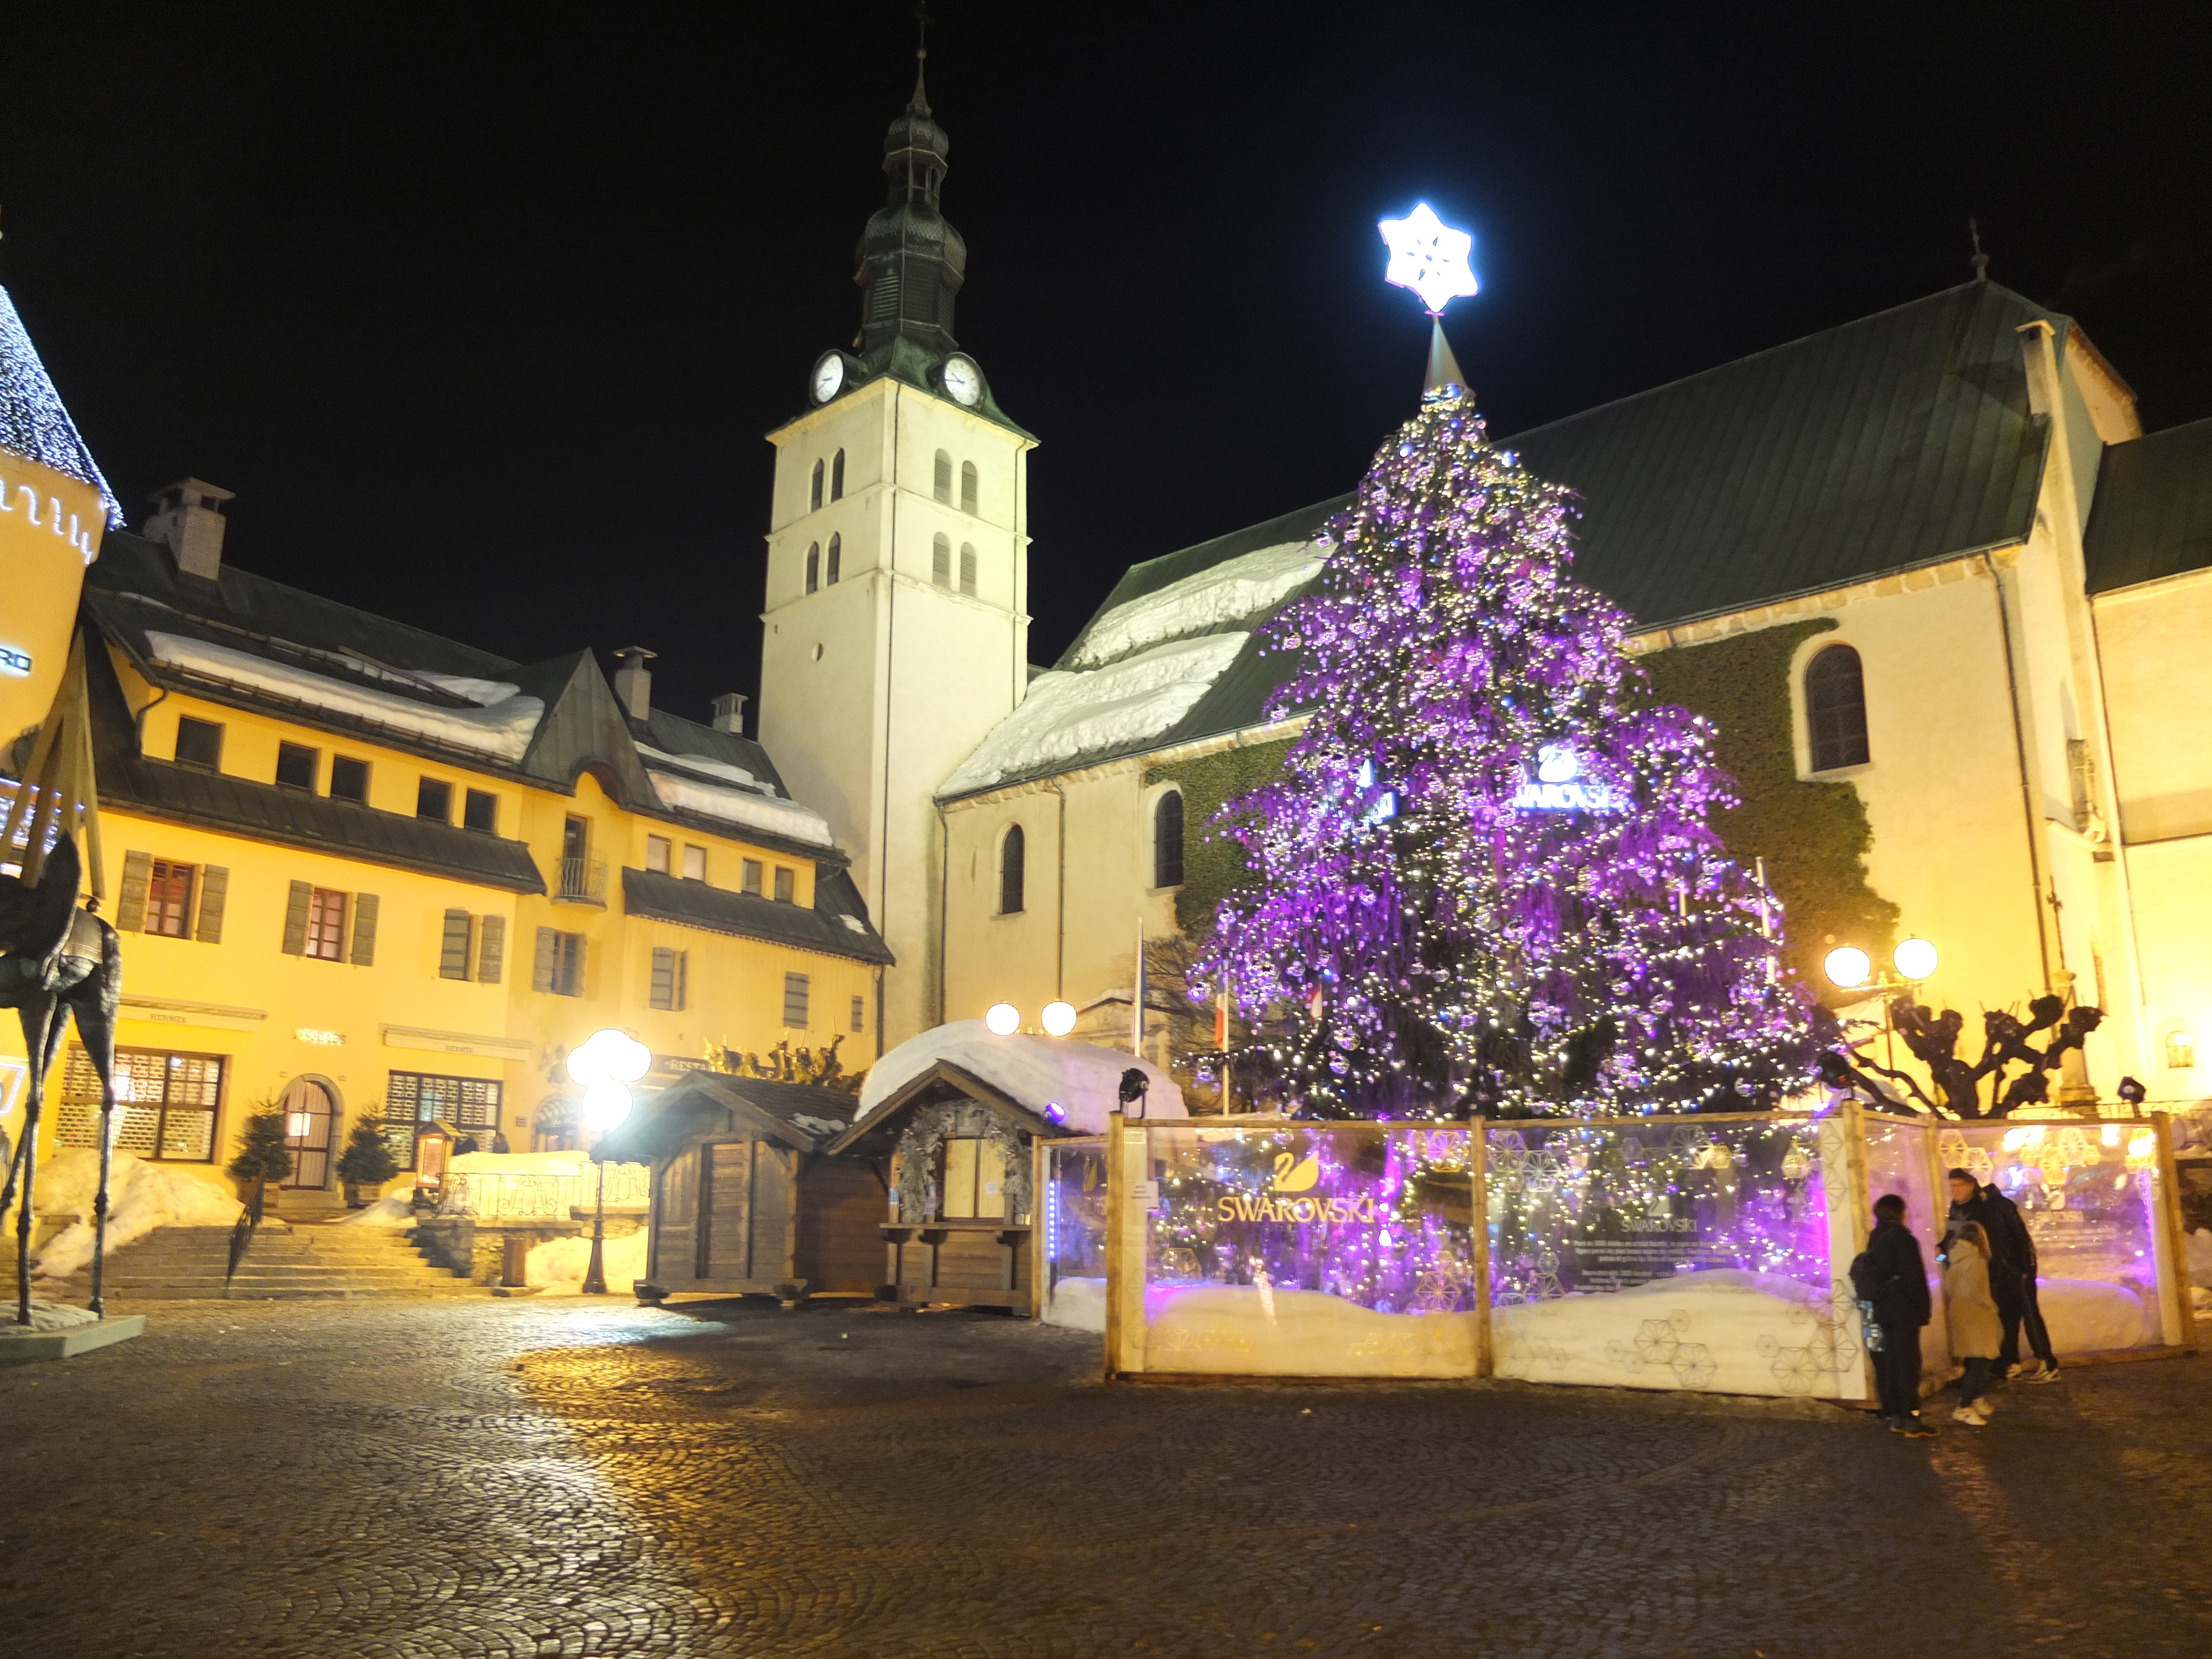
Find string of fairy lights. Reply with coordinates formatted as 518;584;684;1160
1193;390;1820;1119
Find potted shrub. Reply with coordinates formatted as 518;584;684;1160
336;1113;401;1208
227;1107;296;1224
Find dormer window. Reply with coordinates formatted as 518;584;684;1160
960;460;978;517
933;450;953;504
831;448;846;501
810;459;826;512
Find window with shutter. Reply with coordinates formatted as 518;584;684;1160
933;449;952;503
145;860;195;937
306;889;346;960
349;893;379;966
476;915;505;984
194;865;228;943
650;947;686;1011
116;850;153;932
283;880;314;955
782;972;810;1029
960;460;978;516
439;910;472;980
533;926;558;992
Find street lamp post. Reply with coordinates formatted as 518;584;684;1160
1824;938;1940;1073
566;1029;650;1297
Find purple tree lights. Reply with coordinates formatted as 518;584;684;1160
1195;390;1819;1119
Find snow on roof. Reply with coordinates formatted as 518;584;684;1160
145;630;545;760
644;766;834;846
941;632;1248;795
1069;539;1327;668
635;742;774;795
857;1018;1185;1135
0;284;122;526
337;654;521;707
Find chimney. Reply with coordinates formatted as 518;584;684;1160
711;692;748;735
611;646;656;721
143;479;234;580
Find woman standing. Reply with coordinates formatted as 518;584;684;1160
1943;1219;2005;1425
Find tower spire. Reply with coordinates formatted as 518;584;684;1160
853;40;966;359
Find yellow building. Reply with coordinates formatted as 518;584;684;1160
7;489;889;1213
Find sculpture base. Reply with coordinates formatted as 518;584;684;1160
0;1313;147;1363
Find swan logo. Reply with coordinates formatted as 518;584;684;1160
1271;1152;1321;1192
1513;744;1624;813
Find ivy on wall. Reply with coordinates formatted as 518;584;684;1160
1145;738;1295;936
1146;620;1895;1006
1638;619;1898;1000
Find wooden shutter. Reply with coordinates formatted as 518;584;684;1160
116;850;153;932
194;865;228;942
282;880;312;955
676;950;687;1013
439;910;472;980
476;915;505;984
532;925;557;992
349;893;379;965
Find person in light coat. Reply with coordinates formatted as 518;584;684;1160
1942;1219;2005;1425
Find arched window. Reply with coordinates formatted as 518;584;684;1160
1805;644;1869;771
1154;791;1185;889
932;533;952;587
933;449;953;504
959;542;978;596
1000;823;1026;915
960;460;978;516
826;533;841;585
805;542;820;594
810;459;825;512
831;448;846;501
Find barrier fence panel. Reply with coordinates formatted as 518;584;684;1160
1485;1115;1866;1399
1039;1138;1108;1331
1936;1120;2181;1353
1121;1120;1483;1378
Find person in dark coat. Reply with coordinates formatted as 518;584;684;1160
1947;1168;2059;1381
1863;1193;1934;1436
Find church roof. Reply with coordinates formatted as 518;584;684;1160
940;281;2072;800
0;283;122;524
2084;415;2212;593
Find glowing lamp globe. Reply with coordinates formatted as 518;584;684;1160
568;1027;650;1088
984;1002;1021;1037
582;1079;633;1132
1823;947;1873;990
1893;937;1938;981
1041;1000;1077;1037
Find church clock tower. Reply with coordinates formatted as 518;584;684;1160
757;56;1034;1048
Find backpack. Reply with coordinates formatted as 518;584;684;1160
1848;1249;1881;1303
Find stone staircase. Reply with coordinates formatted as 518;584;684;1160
15;1220;494;1303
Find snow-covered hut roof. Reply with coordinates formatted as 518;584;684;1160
0;284;122;525
848;1019;1185;1138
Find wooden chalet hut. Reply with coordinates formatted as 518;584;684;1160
826;1020;1185;1313
599;1073;880;1305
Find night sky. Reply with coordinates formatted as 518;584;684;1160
5;3;2209;723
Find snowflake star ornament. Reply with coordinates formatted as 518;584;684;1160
1379;202;1480;316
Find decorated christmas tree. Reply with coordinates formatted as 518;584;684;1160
1196;385;1818;1119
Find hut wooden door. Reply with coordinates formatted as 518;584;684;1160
654;1146;700;1283
699;1140;754;1282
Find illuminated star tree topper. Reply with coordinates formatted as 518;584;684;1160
1378;202;1480;316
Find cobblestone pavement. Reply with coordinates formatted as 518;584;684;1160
1;1298;2207;1658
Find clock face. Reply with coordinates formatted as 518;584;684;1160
941;354;982;407
811;352;845;404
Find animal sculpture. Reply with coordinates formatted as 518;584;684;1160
0;834;122;1322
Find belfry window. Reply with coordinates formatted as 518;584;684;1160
810;459;825;512
959;542;977;596
933;450;953;504
999;823;1025;915
1154;791;1185;888
1806;645;1870;771
831;448;846;501
826;533;842;585
960;460;978;516
805;542;820;594
932;533;952;588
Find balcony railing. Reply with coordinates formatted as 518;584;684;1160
555;857;606;904
439;1162;649;1222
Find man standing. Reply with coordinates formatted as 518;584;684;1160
1860;1193;1934;1436
1946;1167;2059;1382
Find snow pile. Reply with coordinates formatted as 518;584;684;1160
526;1228;649;1295
335;654;520;707
1071;540;1328;667
856;1019;1184;1135
144;632;544;761
942;632;1249;794
1493;1270;1864;1399
1141;1285;1479;1378
635;743;775;795
645;769;834;847
790;1114;850;1140
333;1192;417;1228
1045;1274;1107;1333
21;1150;239;1281
2037;1277;2153;1353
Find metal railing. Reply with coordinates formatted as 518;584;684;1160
439;1162;649;1221
555;858;607;904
